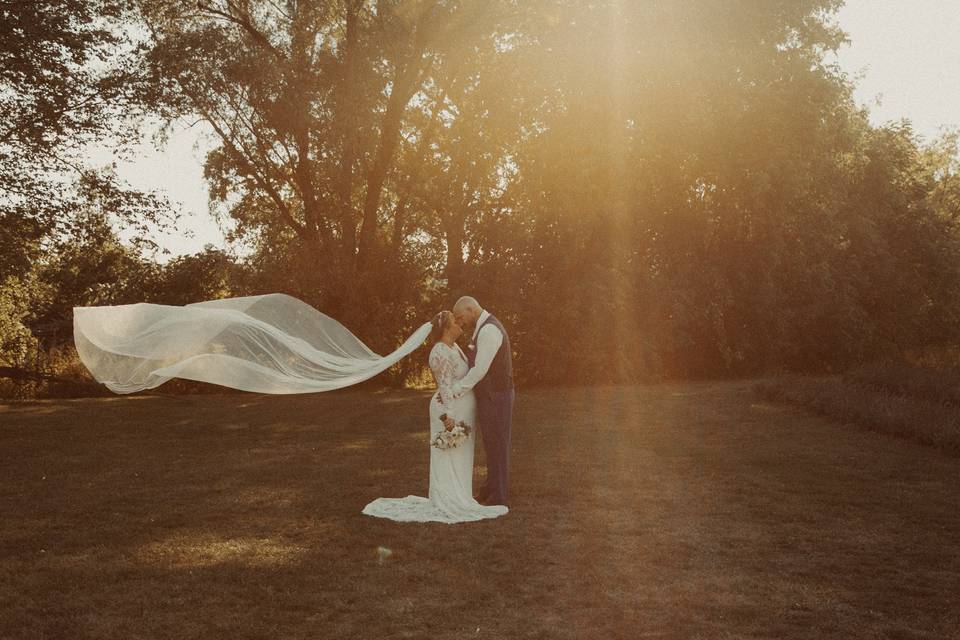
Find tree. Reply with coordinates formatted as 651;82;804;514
135;1;524;339
0;0;174;281
5;0;949;396
154;246;246;305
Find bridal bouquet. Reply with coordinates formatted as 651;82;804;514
431;413;473;450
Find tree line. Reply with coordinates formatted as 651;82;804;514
2;0;959;396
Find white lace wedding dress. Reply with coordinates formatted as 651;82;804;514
362;342;509;524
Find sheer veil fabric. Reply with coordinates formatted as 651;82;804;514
73;293;431;394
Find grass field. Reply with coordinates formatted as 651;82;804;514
1;381;958;639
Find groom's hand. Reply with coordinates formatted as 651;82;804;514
449;383;464;399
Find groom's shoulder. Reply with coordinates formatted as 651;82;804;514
488;314;508;331
480;316;506;340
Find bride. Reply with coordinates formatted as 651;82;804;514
362;311;508;523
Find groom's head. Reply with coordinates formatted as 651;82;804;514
452;296;482;334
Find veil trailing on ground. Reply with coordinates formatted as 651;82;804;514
73;293;432;394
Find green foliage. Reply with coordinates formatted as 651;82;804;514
151;247;244;306
29;212;159;343
474;1;960;383
0;0;176;267
4;1;960;396
0;272;49;398
0;276;42;370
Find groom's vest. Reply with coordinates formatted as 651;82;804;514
468;314;513;394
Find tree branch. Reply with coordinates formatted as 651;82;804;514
196;1;285;61
197;100;310;244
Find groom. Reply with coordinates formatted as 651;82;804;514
450;296;515;507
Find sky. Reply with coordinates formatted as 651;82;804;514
831;0;960;138
87;0;960;260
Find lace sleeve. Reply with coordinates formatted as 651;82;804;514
429;344;457;406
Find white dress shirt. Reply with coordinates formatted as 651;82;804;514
451;309;503;397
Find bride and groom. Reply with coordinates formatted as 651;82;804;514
72;291;513;523
362;296;515;524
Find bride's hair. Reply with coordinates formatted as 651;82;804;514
429;311;449;343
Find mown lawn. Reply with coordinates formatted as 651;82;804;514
1;381;958;639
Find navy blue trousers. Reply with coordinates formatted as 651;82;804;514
476;388;515;505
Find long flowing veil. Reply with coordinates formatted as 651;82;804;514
73;293;432;394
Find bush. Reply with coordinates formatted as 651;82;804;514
842;360;960;407
754;362;960;455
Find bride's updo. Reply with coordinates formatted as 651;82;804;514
429;311;450;343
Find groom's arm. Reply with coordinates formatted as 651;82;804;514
451;325;503;397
